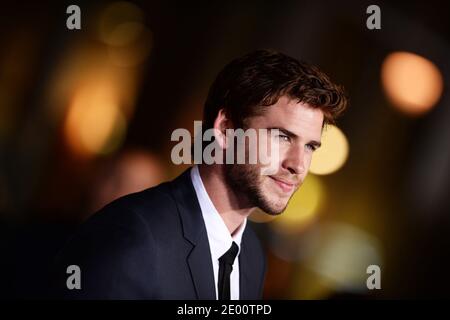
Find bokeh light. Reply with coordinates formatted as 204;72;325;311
106;28;153;68
296;222;383;298
98;1;145;46
64;82;127;157
98;1;152;67
309;125;349;175
89;149;167;212
381;51;443;116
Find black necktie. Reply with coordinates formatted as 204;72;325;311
218;242;239;300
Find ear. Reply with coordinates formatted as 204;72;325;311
213;108;232;149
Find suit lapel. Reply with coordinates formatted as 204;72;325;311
169;168;216;300
186;232;216;299
239;230;261;300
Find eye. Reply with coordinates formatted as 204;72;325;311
278;134;291;142
306;144;317;152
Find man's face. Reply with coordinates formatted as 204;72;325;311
225;96;324;215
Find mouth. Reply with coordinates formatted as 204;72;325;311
269;176;298;193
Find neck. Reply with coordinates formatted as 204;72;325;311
198;164;254;235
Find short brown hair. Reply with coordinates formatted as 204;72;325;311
203;49;348;130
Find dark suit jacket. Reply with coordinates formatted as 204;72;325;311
52;168;266;299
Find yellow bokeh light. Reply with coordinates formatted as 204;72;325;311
105;22;145;47
47;46;142;125
107;26;153;67
290;222;383;299
309;125;349;175
97;2;152;67
381;51;443;116
98;1;145;46
64;83;127;157
270;174;324;233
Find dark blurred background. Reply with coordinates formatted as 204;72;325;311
0;0;449;299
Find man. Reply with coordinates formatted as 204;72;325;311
53;49;347;299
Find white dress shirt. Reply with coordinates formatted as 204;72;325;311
190;165;247;300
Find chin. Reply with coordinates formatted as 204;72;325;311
260;203;287;216
257;191;290;216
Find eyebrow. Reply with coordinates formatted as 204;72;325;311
267;127;322;148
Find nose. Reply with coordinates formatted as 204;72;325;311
281;144;306;175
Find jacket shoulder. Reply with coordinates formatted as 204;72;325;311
51;181;180;299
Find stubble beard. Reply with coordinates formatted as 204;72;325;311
224;163;289;216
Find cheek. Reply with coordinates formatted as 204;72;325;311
254;135;283;170
304;152;313;167
300;153;313;176
299;153;314;180
266;146;290;174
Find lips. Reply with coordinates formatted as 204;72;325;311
269;176;298;193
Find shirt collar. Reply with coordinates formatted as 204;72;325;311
190;165;247;260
